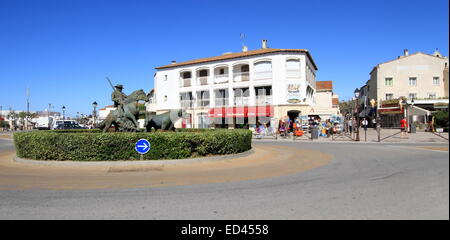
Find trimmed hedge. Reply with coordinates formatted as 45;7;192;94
14;129;252;161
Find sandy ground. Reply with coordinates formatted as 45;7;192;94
0;144;332;190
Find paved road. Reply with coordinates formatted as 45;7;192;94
0;138;448;219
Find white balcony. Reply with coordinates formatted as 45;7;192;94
180;78;191;87
198;76;209;86
197;99;210;107
234;97;249;106
233;72;250;82
215;98;229;107
214;74;229;84
180;100;194;108
256;96;272;105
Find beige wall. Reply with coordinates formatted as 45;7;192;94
367;53;449;102
444;67;449;98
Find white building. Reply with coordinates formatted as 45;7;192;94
153;40;318;128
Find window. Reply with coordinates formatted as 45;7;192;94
164;75;167;81
409;77;417;86
433;77;440;86
428;93;437;99
385;78;393;86
286;59;300;78
182;72;191;79
254;61;272;80
164;95;167;102
408;93;417;100
219;68;225;75
385;93;394;100
199;69;208;77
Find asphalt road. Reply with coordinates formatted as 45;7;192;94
0;138;448;219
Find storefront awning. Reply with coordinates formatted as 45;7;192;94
209;106;273;118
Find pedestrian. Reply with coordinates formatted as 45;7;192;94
400;117;408;138
362;118;368;132
348;118;353;133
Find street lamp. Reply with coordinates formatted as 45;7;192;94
92;101;98;127
62;106;66;120
354;88;360;141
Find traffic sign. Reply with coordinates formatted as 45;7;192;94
135;139;151;154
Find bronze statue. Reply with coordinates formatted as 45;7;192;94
144;109;184;132
98;79;186;132
97;87;148;132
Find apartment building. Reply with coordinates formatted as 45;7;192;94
153;40;318;128
361;49;449;127
367;49;449;102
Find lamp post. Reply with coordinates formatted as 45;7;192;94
354;88;360;141
92;101;98;128
48;103;52;129
62;106;66;120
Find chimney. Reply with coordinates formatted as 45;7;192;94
404;49;409;56
262;39;268;49
171;60;176;64
242;45;248;52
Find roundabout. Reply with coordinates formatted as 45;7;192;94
0;136;448;219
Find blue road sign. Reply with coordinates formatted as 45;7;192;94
135;139;151;154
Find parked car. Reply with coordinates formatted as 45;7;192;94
53;120;86;130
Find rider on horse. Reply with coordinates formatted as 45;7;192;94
111;84;127;115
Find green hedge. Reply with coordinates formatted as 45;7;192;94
14;129;252;161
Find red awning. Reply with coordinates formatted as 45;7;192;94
208;107;225;118
209;106;273;118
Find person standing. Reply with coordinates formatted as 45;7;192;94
362;118;368;132
348;118;353;133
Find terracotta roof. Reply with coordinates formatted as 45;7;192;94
155;48;318;70
332;98;339;105
316;81;333;91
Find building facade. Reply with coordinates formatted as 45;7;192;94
313;81;340;120
361;49;449;128
153;41;318;128
367;49;449;102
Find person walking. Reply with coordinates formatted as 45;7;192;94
400;117;408;138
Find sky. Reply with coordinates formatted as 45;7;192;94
0;0;448;117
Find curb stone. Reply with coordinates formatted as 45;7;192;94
13;148;255;167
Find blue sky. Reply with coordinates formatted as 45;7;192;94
0;0;448;116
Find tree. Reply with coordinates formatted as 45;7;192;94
338;100;354;116
433;110;449;130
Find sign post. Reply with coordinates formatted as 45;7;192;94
135;139;151;160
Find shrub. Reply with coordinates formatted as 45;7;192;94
14;129;252;161
433;110;449;130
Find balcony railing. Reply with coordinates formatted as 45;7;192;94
256;96;272;105
233;72;249;82
198;76;209;86
197;99;210;107
253;71;272;80
214;74;229;84
180;78;191;87
234;97;249;106
215;98;229;107
180;100;194;108
286;69;301;78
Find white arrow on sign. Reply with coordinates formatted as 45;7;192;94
137;142;149;150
